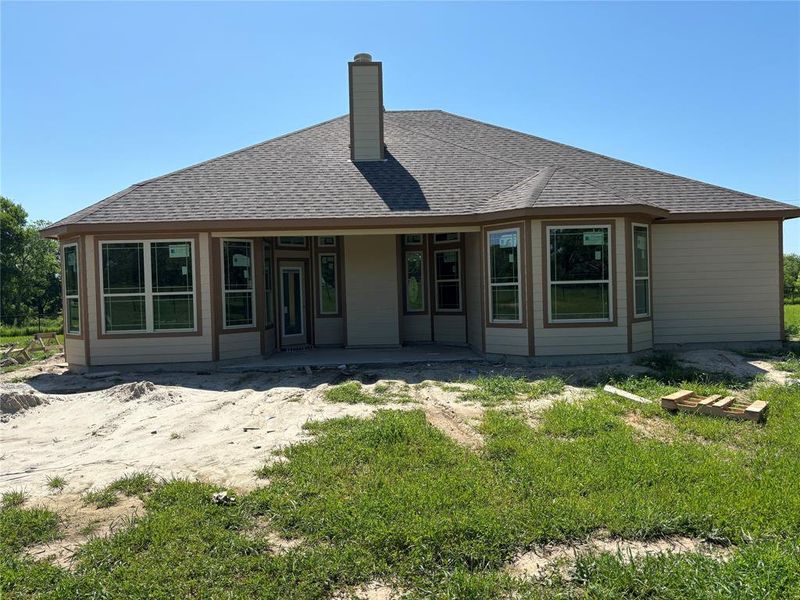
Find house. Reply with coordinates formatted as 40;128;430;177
42;53;798;368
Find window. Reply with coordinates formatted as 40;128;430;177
63;244;80;334
264;243;274;328
435;249;461;311
404;234;423;246
223;240;254;328
318;253;338;314
434;233;459;244
318;236;336;247
547;226;612;322
405;250;425;312
101;240;196;333
488;229;521;322
278;236;306;248
633;224;650;317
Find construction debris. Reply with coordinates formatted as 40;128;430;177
661;390;767;423
603;384;651;404
211;491;236;506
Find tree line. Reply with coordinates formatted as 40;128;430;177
1;197;61;325
786;253;800;304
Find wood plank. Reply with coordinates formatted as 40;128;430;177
603;384;651;405
713;396;735;409
744;401;768;422
661;390;695;403
698;395;722;406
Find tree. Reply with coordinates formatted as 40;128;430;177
786;253;800;303
0;197;61;324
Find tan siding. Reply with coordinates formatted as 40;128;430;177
86;234;214;366
532;218;628;356
631;320;653;353
344;235;399;346
652;221;780;344
315;317;344;346
465;232;483;351
63;337;87;366
218;331;261;360
433;315;466;345
401;314;431;343
350;65;382;161
485;327;528;355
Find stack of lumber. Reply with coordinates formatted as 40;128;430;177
661;390;767;423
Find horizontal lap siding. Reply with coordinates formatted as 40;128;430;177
218;331;260;360
485;327;528;355
402;314;431;343
64;337;86;366
652;221;780;344
532;218;628;356
433;315;466;345
315;317;344;346
631;321;653;353
86;234;214;365
344;235;399;347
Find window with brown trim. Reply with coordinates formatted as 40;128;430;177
222;240;254;328
404;250;425;312
434;249;461;311
318;253;338;315
278;236;306;248
488;228;521;323
632;224;650;318
404;234;423;246
63;244;80;334
434;233;460;244
264;242;275;328
318;236;336;248
547;225;612;322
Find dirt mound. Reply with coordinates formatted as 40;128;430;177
108;381;174;404
1;389;48;420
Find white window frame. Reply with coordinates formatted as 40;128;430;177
632;223;651;318
318;252;339;315
278;236;307;248
63;243;80;335
221;239;256;330
318;236;336;248
404;249;425;313
434;248;462;312
546;224;613;324
100;239;197;334
280;265;305;338
487;227;522;324
404;234;423;246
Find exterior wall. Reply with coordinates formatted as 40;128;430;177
85;234;214;366
464;232;483;351
485;327;528;355
343;235;399;347
63;337;87;367
315;317;344;346
219;331;261;360
532;218;629;356
349;62;382;161
652;221;781;344
433;315;466;345
401;314;431;343
631;320;653;353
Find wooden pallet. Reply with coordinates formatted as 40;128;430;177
661;390;767;422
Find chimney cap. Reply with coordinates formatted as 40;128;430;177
353;52;373;63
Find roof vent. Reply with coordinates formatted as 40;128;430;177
353;52;373;63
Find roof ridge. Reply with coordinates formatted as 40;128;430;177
386;117;526;170
546;166;653;208
475;167;548;211
434;110;794;207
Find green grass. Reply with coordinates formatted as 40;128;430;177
0;332;63;374
82;489;119;509
45;476;66;492
3;381;799;598
0;317;62;341
0;506;60;554
107;472;157;497
1;491;28;510
324;380;414;404
460;375;565;406
786;303;800;339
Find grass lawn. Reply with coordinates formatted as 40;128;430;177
0;332;62;374
2;374;799;598
786;303;800;339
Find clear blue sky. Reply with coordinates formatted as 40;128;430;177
2;1;798;250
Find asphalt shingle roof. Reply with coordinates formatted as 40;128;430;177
47;110;798;230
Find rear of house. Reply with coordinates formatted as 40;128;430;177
44;54;797;368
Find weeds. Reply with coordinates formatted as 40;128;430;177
46;476;67;492
108;472;156;497
461;375;565;406
82;489;119;509
2;490;28;509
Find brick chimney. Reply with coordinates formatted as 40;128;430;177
348;53;384;162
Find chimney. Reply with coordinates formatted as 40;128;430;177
348;52;384;161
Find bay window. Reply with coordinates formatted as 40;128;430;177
63;244;80;334
488;228;521;322
319;253;338;314
547;225;612;322
223;240;254;328
101;240;195;333
633;224;650;317
434;249;461;311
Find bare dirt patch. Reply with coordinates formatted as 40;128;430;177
333;582;402;600
423;402;484;449
509;533;732;579
623;413;680;442
24;493;144;569
243;516;305;554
